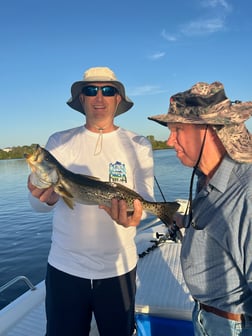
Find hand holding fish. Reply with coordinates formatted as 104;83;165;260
99;198;143;227
27;175;59;206
25;145;180;226
172;212;185;229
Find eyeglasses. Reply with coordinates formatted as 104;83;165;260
82;86;118;97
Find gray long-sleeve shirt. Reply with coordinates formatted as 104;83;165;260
181;155;252;315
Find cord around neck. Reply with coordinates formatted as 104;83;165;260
184;125;208;229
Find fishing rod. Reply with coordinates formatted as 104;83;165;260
154;176;166;202
138;176;182;258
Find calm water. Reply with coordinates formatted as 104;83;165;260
0;149;192;309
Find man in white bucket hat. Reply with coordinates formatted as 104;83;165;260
27;67;154;336
67;66;133;117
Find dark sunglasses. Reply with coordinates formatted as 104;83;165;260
82;85;118;97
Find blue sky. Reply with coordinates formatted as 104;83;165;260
1;0;252;148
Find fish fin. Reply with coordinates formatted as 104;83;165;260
55;185;75;210
75;173;102;181
157;201;180;227
56;185;74;198
62;197;75;209
107;182;145;200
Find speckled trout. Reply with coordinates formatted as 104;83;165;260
24;145;180;226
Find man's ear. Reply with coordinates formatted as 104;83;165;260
116;94;122;105
79;93;85;105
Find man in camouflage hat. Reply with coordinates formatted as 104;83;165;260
147;81;252;335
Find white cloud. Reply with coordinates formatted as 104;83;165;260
181;18;225;36
200;0;232;11
149;52;166;60
161;29;177;42
161;0;232;41
130;85;168;96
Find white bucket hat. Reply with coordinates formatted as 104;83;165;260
67;67;133;116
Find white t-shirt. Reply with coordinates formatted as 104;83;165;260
29;126;154;279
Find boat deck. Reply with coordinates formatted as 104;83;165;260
136;232;193;321
0;221;193;335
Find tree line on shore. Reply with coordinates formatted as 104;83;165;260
0;136;172;160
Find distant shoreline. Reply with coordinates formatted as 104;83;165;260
0;142;173;160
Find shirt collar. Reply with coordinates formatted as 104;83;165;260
209;155;235;193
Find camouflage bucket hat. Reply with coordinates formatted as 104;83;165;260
67;67;133;116
148;82;252;163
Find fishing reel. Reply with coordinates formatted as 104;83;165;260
167;221;183;243
138;222;182;258
156;222;183;243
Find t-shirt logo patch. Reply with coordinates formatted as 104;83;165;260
109;161;127;183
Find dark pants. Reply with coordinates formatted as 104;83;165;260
45;263;136;336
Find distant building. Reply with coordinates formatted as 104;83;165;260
2;147;13;152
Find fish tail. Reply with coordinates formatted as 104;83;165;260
155;201;180;227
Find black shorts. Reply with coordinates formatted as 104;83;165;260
45;263;136;336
